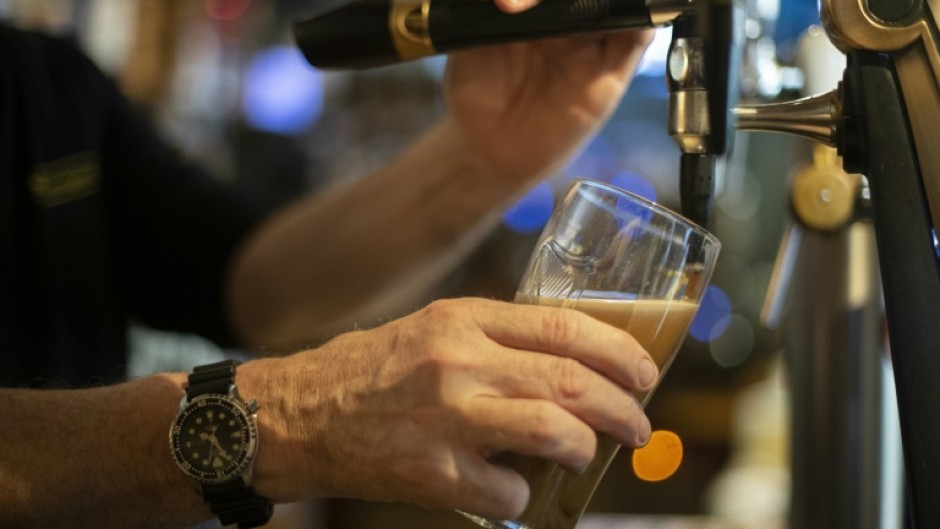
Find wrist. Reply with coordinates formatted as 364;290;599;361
429;116;540;198
168;361;274;527
142;374;214;522
232;358;304;503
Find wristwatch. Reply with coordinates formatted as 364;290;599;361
169;360;273;528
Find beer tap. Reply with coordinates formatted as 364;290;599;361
734;2;940;526
666;1;742;229
293;0;743;232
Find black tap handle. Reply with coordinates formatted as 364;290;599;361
294;0;401;69
294;0;653;69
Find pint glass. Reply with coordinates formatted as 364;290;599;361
462;179;720;529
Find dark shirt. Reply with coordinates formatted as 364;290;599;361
0;24;271;386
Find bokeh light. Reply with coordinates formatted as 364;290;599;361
632;430;684;482
502;181;555;234
717;171;762;222
711;255;758;312
610;170;657;202
690;286;733;342
708;314;756;368
242;46;323;135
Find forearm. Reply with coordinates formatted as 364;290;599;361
0;375;207;529
228;117;532;348
227;29;653;350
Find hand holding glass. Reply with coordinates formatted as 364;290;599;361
462;179;720;529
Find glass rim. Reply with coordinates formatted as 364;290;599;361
572;178;721;248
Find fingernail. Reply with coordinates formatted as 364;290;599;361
639;358;658;388
638;415;652;446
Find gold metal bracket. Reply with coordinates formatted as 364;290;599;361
390;0;436;61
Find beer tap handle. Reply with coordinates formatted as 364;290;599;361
292;0;692;69
760;144;861;329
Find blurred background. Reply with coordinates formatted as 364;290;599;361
1;0;829;528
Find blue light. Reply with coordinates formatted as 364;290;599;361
502;181;555;234
610;170;657;203
563;135;617;181
242;46;323;135
933;229;940;259
632;27;671;99
636;27;672;78
689;286;733;342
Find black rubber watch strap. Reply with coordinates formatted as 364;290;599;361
185;360;273;528
186;360;238;400
204;478;274;529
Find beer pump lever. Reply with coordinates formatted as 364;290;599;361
294;0;741;230
293;0;693;69
734;1;940;526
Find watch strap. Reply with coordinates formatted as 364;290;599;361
203;477;274;529
187;360;239;400
185;360;273;528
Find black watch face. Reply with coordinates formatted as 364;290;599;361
170;395;257;484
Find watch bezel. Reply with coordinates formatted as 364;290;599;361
169;393;259;486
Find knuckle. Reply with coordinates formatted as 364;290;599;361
422;298;465;323
554;357;590;403
413;299;483;370
542;308;582;352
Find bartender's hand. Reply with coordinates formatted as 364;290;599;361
245;298;657;519
443;12;653;183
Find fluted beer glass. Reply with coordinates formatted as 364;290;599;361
462;179;720;529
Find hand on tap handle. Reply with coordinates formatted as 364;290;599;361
293;0;691;69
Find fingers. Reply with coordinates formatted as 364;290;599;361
467;298;660;393
451;454;530;520
464;396;598;471
483;352;652;447
412;299;655;447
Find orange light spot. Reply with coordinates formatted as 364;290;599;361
632;430;683;482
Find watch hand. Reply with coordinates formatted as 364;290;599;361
208;434;233;461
